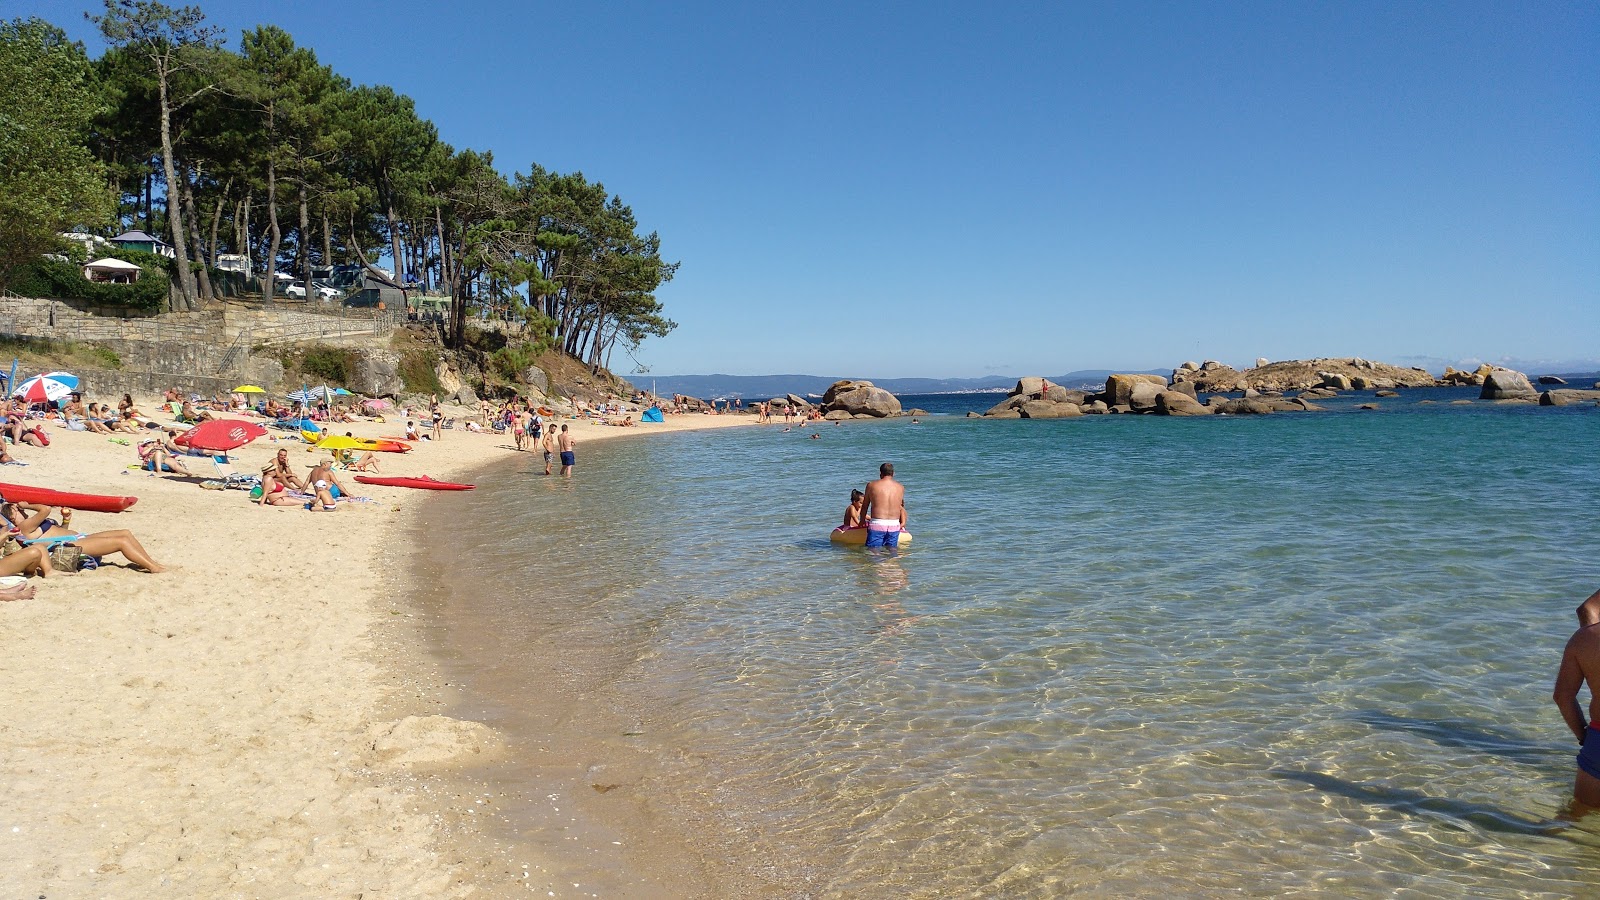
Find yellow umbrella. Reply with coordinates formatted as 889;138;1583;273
232;385;266;393
315;435;369;451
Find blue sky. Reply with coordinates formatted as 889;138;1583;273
25;1;1599;378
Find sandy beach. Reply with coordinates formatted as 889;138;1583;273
0;399;751;897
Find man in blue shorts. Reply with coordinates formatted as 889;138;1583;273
558;424;575;476
1554;587;1600;808
860;462;906;548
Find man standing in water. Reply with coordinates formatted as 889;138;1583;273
541;422;558;475
558;424;575;477
1553;587;1600;808
860;462;906;548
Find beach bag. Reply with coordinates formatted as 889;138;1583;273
0;534;23;557
49;543;83;572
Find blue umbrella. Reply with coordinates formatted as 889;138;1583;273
40;371;79;390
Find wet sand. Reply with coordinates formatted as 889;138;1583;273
0;401;750;897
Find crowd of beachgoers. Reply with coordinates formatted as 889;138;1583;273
0;381;693;598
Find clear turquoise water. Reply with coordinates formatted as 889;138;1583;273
430;397;1600;897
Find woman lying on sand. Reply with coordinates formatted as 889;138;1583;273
0;502;168;573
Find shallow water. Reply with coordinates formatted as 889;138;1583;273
423;395;1600;897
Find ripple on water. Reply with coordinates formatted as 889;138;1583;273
451;407;1600;895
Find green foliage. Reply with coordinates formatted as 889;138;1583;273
389;330;440;394
0;334;121;370
297;344;356;384
398;348;439;395
486;341;551;384
0;18;115;289
9;257;168;311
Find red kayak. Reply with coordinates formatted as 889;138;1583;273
0;481;138;512
354;475;474;491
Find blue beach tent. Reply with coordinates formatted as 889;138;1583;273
641;406;664;423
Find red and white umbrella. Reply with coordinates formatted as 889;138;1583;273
175;419;268;452
11;373;77;403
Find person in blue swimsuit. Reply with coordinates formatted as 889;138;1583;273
860;462;906;548
1554;587;1600;809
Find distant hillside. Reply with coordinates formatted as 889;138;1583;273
648;371;1168;399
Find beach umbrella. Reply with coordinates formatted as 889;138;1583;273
286;389;315;403
12;373;76;403
363;398;391;409
40;371;79;390
333;387;353;396
232;385;266;393
175;419;268;452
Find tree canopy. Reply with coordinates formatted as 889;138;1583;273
0;18;115;289
1;5;677;363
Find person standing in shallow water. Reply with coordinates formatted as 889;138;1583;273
1553;587;1600;809
860;462;906;548
557;424;575;476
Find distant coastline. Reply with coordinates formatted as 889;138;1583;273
650;366;1600;401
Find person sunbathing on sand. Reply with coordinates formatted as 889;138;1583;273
256;468;299;507
0;502;168;573
0;545;53;583
137;435;195;476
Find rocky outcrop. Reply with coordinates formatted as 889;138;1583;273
1479;368;1537;400
518;365;549;391
1440;363;1494;386
820;380;901;418
1155;390;1210;416
1176;357;1435;393
1127;380;1164;412
350;349;404;397
1019;399;1083;418
1170;360;1244;392
1537;375;1567;385
1539;389;1600;406
1104;373;1168;406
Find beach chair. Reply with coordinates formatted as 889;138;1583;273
211;454;258;490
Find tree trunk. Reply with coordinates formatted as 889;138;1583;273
156;70;198;310
181;165;214;303
298;182;312;300
264;149;281;305
235;195;248;270
208;176;231;268
144;170;154;233
386;200;402;281
321;211;332;265
434;205;450;291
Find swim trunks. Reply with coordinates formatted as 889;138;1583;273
865;517;901;549
560;450;575;467
1580;726;1600;780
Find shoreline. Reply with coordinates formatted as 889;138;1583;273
399;431;805;898
0;400;751;897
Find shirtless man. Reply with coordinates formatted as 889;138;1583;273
859;462;906;548
1553;587;1600;808
269;448;306;490
557;424;575;477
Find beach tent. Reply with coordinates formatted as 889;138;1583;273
641;406;664;423
83;257;143;284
